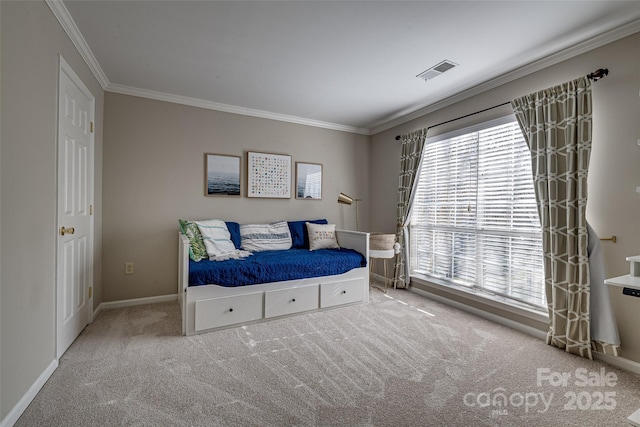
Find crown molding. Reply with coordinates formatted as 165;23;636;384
46;0;367;134
46;0;364;135
46;0;110;89
47;0;640;137
370;18;640;135
106;83;371;135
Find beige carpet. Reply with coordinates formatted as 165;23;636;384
17;286;640;426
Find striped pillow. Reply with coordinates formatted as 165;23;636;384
240;221;292;252
194;219;237;259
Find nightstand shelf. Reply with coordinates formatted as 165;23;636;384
604;255;640;291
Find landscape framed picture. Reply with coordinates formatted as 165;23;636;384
295;162;322;200
247;151;291;198
205;153;241;197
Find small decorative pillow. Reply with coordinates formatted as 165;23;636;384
195;219;252;261
240;221;292;252
288;219;328;249
178;219;208;262
225;221;242;249
307;222;340;251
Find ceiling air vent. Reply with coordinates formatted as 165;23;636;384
417;60;458;82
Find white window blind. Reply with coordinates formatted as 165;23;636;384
409;117;545;308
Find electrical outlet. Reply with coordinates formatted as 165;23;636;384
622;287;640;298
125;262;135;275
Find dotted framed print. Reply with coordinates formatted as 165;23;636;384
247;151;292;199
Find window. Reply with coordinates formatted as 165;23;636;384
409;116;545;309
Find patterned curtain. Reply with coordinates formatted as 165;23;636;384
393;129;428;289
511;77;594;359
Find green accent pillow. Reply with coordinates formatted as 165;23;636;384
178;219;208;262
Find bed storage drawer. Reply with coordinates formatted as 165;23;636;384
320;278;364;308
195;292;263;331
265;285;319;318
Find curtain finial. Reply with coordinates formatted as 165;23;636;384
587;68;608;81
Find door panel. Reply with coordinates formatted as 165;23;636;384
57;57;94;359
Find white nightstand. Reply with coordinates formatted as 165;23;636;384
604;255;640;293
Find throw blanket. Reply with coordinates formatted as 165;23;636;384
195;219;252;261
188;248;366;287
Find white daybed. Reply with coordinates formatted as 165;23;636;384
178;229;370;336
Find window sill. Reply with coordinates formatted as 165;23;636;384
409;274;549;327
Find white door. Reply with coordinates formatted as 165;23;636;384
57;56;95;359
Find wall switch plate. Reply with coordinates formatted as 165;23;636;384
125;262;135;275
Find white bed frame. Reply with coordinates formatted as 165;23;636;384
178;230;370;336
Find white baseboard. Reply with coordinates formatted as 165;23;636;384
370;272;388;282
100;293;178;310
409;286;548;340
93;303;103;321
0;359;58;427
409;286;640;376
594;352;640;375
0;294;178;426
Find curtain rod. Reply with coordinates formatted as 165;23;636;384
394;102;510;141
395;67;609;141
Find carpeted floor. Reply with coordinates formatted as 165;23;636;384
17;285;640;426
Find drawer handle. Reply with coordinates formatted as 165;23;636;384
229;308;234;312
291;298;296;302
341;290;347;294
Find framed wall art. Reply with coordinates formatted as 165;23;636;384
205;153;241;197
247;151;291;198
295;162;322;200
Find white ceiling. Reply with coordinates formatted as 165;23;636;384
60;1;640;134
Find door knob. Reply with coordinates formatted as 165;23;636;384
60;226;75;236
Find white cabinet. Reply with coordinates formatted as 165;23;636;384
320;278;364;308
265;285;319;318
195;292;263;331
604;255;640;291
190;275;367;333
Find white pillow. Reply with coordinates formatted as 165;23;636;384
240;221;292;252
195;219;251;261
306;222;340;251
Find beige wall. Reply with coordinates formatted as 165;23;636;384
0;1;104;421
1;0;637;421
102;93;370;302
371;32;640;363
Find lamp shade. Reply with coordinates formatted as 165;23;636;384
337;192;353;205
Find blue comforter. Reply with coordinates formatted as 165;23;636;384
189;248;367;287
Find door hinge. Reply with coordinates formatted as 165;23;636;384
90;122;94;133
90;204;93;215
89;287;93;299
